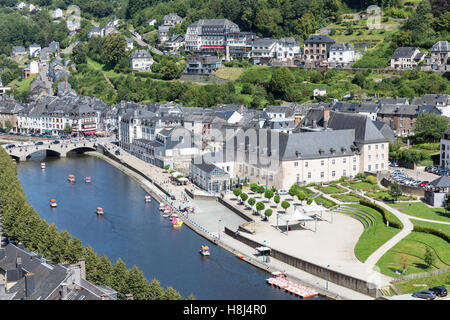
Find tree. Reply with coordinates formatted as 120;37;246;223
295;12;317;40
389;182;402;202
274;195;280;207
126;265;151;300
64;123;72;134
250;183;259;192
239;192;248;204
72;42;87;64
233;188;242;198
147;278;165;300
269;67;295;100
256;201;265;215
264;209;272;221
248;197;256;212
4;120;13;132
264;190;274;202
297;192;306;202
414;113;449;143
111;258;129;299
103;33;127;67
445;194;450;215
424;246;435;269
365;176;378;185
163;286;182;300
256;185;265;194
281;200;290;213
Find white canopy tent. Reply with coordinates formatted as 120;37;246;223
171;171;183;178
302;200;333;223
278;207;316;234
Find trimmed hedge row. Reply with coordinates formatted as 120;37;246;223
413;225;450;243
359;199;404;229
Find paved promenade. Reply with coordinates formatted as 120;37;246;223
98;143;377;300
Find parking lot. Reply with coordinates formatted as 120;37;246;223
388;165;442;189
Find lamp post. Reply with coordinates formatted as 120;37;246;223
263;240;266;263
218;219;221;240
326;264;330;290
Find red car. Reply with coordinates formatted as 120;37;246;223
418;181;430;187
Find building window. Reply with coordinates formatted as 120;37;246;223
294;162;298;167
308;172;311;179
321;160;324;166
353;165;356;171
332;171;335;177
320;172;324;178
332;159;335;165
368;145;371;151
368;165;371;171
305;162;308;167
353;157;356;162
343;158;346;164
343;170;346;176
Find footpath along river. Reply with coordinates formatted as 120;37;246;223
16;154;320;300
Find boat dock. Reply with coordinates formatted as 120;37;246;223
267;276;318;299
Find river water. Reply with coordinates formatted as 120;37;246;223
16;154;319;300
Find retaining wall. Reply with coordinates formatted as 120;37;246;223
380;178;425;197
224;227;379;298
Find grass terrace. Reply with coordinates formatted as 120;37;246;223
376;232;450;277
334;204;400;262
214;68;245;81
389;202;450;223
366;191;417;202
393;270;450;294
331;193;364;203
319;185;347;194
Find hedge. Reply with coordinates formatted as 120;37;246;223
413;225;450;243
359;199;403;229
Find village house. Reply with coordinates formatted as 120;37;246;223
426;41;450;71
303;35;336;65
328;42;355;67
158;25;171;43
129;50;154;71
162;13;183;26
165;34;185;51
184;55;222;75
390;47;425;70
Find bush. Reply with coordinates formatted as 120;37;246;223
365;176;378;185
413;225;450;243
359;199;403;229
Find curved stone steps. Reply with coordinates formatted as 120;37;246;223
333;208;370;229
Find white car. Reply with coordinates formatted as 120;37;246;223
277;189;288;195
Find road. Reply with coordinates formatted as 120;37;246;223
129;30;163;55
38;63;54;96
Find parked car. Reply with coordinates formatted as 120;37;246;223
418;181;430;187
115;150;120;155
425;166;432;172
276;189;288;195
428;286;447;297
412;290;436;299
34;141;44;145
51;140;60;144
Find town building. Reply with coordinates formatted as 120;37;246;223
303;35;335;65
426;41;450;71
87;27;101;39
129;50;154;71
185;19;240;54
11;46;26;57
0;243;117;300
165;34;185;51
189;157;231;193
274;38;301;64
162;13;183;26
158;25;171;43
411;94;450;118
146;18;157;27
376;104;442;137
22;61;39;79
440;129;450;169
390;47;425;69
29;44;41;58
328;42;355;66
313;88;327;98
0;96;23;132
52;8;63;19
250;38;277;65
184;55;222;75
225;32;256;59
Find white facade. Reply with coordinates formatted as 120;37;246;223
328;43;355;65
275;38;301;62
29;45;41;58
313;88;326;97
29;61;39;74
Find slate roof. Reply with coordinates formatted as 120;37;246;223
432;41;450;53
304;35;335;44
411;94;450;106
130;50;152;59
391;47;419;59
429;175;450;188
378;104;442;116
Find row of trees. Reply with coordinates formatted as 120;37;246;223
0;147;189;300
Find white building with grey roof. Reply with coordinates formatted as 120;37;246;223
390;47;425;69
129;50;154;71
328;42;355;66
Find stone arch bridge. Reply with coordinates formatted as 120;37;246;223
4;141;98;162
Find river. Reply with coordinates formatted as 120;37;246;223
16;154;320;300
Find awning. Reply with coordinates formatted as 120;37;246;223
279;208;315;223
171;171;183;178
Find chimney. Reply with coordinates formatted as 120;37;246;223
125;293;133;300
25;273;35;298
78;258;86;280
60;282;68;299
240;104;244;113
312;120;317;128
16;256;23;278
294;117;300;128
323;109;330;129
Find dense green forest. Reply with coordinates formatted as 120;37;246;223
0;147;190;300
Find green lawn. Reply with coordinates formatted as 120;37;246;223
412;220;450;238
320;185;346;194
393;270;450;294
8;75;37;94
376;232;450;277
349;181;377;191
389;202;450;223
312;196;336;208
366;191;416;202
331;193;363;203
214;68;244;81
345;204;401;263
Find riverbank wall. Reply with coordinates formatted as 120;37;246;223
92;146;372;300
